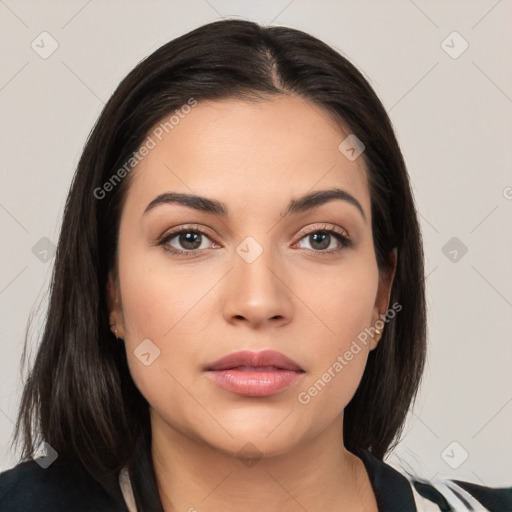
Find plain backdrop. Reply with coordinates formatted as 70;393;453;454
1;0;511;487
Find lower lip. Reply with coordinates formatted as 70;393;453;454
206;369;304;397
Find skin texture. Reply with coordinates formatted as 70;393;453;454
108;96;396;511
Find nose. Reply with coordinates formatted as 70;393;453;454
221;240;293;329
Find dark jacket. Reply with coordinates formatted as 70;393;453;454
1;439;511;511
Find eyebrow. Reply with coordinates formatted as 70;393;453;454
143;187;366;221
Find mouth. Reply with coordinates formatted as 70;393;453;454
205;350;305;397
205;349;304;372
226;365;291;372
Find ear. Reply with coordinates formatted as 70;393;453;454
107;270;125;339
370;248;397;350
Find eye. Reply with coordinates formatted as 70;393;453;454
295;225;352;254
158;226;218;255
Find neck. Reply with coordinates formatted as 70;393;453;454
150;413;377;512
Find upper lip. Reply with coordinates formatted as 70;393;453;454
205;350;304;371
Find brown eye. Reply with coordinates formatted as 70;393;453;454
299;229;353;254
308;232;331;250
297;230;351;252
176;232;203;250
158;228;216;255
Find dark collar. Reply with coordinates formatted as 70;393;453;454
354;447;417;512
128;432;164;512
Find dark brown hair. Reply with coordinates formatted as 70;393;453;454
15;18;426;486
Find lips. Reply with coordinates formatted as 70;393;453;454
205;350;304;372
205;350;305;397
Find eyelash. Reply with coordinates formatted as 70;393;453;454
157;223;353;257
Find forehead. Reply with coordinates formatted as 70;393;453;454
125;96;371;217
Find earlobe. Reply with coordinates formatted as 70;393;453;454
110;320;121;340
369;328;382;351
106;271;125;340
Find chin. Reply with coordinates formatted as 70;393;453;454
198;416;309;459
207;431;300;462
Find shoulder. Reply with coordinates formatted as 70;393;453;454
411;477;512;512
0;457;127;512
356;448;512;511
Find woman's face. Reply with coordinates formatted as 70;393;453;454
108;96;395;458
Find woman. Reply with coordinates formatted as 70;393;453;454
1;19;510;512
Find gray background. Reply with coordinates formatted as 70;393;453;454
1;0;511;487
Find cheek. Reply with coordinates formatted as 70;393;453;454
292;257;379;411
117;243;215;342
296;255;379;347
115;245;222;409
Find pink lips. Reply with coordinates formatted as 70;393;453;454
205;350;305;397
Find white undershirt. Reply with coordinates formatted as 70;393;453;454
119;466;137;512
